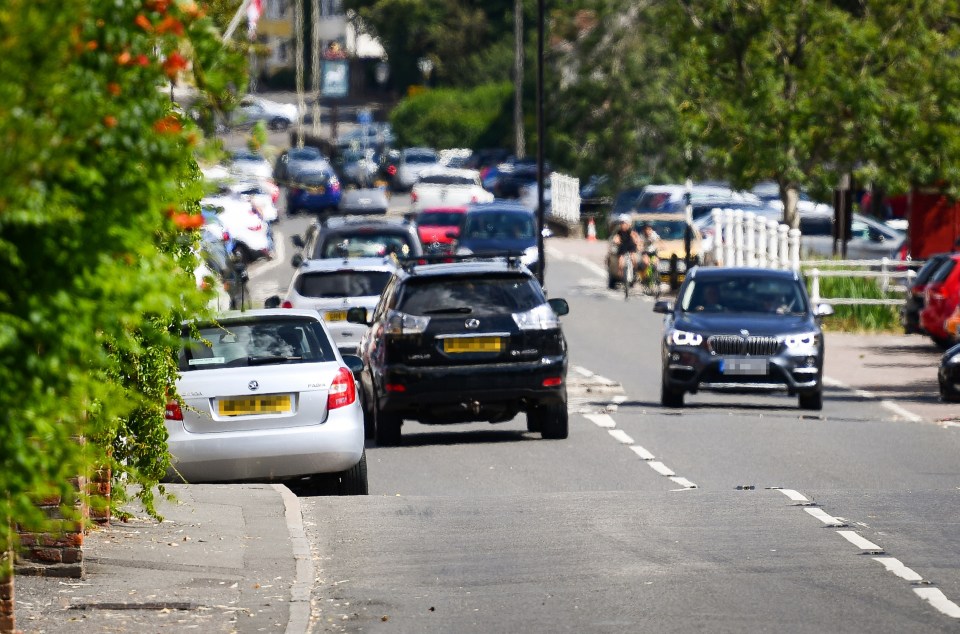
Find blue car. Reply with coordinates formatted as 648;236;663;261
287;168;342;215
455;202;540;271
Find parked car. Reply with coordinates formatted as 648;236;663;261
291;216;423;265
415;206;467;255
920;253;960;348
336;147;382;187
798;212;906;260
655;267;833;410
337;188;389;216
751;181;833;214
221;179;280;223
486;159;547;199
392;147;439;191
200;196;274;264
410;167;494;210
455;202;540;271
938;342;960;402
901;253;952;334
633;184;763;215
287;169;342;215
229;150;272;181
167;309;367;494
232;95;298;131
274;146;328;185
348;258;571;445
606;213;703;290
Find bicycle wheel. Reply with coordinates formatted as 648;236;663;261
624;258;634;299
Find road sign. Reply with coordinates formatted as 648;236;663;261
321;60;349;99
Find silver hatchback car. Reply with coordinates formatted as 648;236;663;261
166;310;367;495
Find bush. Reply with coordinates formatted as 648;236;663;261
805;270;901;331
390;82;514;149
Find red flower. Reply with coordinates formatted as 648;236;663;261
156;15;184;36
103;115;117;128
153;115;183;135
162;52;188;79
146;0;170;12
135;54;150;67
116;50;131;65
86;40;98;51
106;82;121;96
135;14;153;32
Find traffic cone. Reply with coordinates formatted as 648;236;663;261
586;217;597;241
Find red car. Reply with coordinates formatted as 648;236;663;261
920;253;960;348
415;206;467;255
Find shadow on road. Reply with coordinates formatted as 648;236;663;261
367;427;534;449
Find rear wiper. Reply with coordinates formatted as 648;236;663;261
247;355;303;365
422;306;473;314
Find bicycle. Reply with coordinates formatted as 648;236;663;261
639;253;661;299
623;253;634;300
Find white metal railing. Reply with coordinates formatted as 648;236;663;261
804;258;921;305
549;172;581;225
709;208;800;271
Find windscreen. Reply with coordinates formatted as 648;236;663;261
680;276;808;315
299;171;331;187
419;174;476;186
635;219;689;241
461;212;535;240
635;191;681;212
418;211;464;227
397;275;544;316
316;233;414;258
289;147;321;160
405;152;438;164
296;270;392;298
179;317;336;371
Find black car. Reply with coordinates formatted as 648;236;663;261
938;343;960;402
348;257;570;445
655;267;833;410
291;216;423;266
901;253;951;334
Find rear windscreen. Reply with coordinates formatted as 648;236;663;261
397;275;544;316
315;233;414;258
296;270;392;298
179;318;336;371
461;212;535;240
419;174;476;186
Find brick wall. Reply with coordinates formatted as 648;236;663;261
15;477;88;578
0;548;13;634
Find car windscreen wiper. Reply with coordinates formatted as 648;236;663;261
247;355;303;365
422;306;473;314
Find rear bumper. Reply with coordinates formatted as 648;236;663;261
164;402;364;483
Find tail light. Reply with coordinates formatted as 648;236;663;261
387;165;397;176
281;300;293;308
266;180;280;202
222;231;230;241
164;401;183;421
410;191;418;203
327;368;356;410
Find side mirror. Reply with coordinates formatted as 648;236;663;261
264;295;281;309
291;253;304;268
291;234;305;248
341;354;364;377
547;297;569;317
814;303;834;317
346;307;369;325
653;300;674;314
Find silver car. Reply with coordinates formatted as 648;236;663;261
166;310;367;494
279;258;396;356
393;147;439;191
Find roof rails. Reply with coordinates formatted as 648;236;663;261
397;251;528;272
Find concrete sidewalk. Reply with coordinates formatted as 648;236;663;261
14;484;311;633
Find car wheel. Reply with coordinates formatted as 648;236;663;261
661;376;684;408
798;390;823;411
538;402;568;440
526;408;543;433
336;452;368;496
269;117;290;132
374;400;402;446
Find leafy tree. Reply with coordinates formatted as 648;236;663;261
0;0;241;565
391;83;513;148
667;0;960;227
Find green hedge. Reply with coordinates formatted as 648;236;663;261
805;271;901;331
390;82;513;149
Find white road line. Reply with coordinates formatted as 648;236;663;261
608;429;635;444
669;476;697;489
778;489;810;502
630;445;656;461
881;400;924;423
572;365;595;378
647;461;676;477
804;507;847;527
914;588;960;618
872;557;923;582
823;376;927;423
568;254;608;279
612;395;628;404
584;413;617;429
836;530;883;551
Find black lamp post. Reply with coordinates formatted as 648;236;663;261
535;0;546;285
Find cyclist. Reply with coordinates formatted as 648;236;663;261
638;222;661;284
611;214;641;284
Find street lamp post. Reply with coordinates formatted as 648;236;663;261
535;0;545;284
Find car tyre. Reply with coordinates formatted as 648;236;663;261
538;402;568;440
661;377;684;408
269;117;290;132
336;452;368;495
526;408;543;433
374;400;402;446
798;389;823;411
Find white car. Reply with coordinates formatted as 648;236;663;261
229;150;273;181
233;95;299;131
167;310;367;494
223;179;280;223
201;195;274;263
393;147;439;191
278;257;396;359
410;167;494;211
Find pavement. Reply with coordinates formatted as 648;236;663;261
12;237;957;633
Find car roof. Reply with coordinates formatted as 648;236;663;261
465;201;533;214
417;166;481;179
400;259;533;279
320;215;414;230
296;257;398;273
688;267;801;282
189;308;323;325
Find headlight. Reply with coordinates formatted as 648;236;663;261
782;332;820;349
385;310;430;335
513;303;559;330
669;329;703;346
521;246;539;265
456;247;473;256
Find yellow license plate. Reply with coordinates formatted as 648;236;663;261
307;186;326;194
325;310;347;322
218;395;292;416
443;337;502;354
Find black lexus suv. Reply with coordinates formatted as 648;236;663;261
348;257;570;445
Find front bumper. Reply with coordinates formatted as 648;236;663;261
164;402;364;483
662;344;822;394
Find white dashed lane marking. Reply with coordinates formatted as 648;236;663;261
777;489;810;502
804;507;848;527
873;557;923;582
584;413;616;429
629;445;656;461
914;589;960;618
837;530;883;551
608;429;634;445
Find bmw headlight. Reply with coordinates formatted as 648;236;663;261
521;246;539;265
782;332;820;349
669;329;703;346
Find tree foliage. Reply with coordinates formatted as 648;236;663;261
0;0;241;538
390;83;514;149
